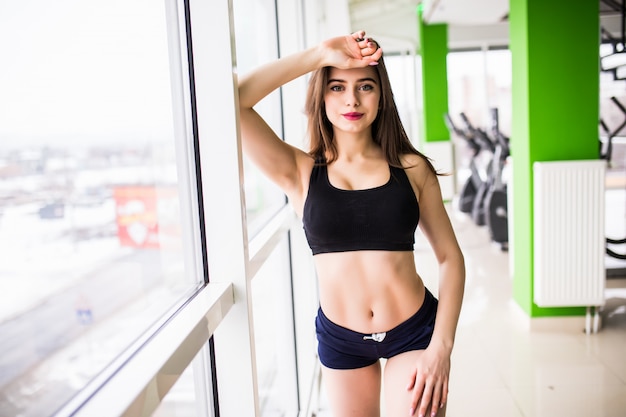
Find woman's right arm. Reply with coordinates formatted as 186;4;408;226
237;46;322;199
237;31;382;200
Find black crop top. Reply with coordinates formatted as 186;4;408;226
302;162;420;255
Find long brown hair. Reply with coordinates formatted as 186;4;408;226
304;52;441;176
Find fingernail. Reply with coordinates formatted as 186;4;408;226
408;408;413;416
369;61;379;66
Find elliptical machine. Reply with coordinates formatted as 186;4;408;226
483;108;510;251
600;96;626;273
444;113;482;214
445;112;495;226
446;109;510;251
460;113;497;226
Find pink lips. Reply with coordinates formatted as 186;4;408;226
342;112;364;121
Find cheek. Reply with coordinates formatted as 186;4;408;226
323;97;339;116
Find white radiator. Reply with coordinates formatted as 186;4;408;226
533;160;606;309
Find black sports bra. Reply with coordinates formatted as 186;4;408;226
302;161;420;255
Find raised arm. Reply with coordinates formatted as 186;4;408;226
237;31;382;206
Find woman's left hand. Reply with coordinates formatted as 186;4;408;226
406;342;451;416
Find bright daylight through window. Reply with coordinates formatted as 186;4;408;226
0;1;204;415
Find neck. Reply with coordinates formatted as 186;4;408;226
333;131;378;161
334;142;383;164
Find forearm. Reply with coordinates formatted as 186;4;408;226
430;255;465;353
238;45;323;109
238;33;381;109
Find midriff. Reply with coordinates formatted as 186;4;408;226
314;250;426;334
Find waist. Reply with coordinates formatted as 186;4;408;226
315;251;425;333
317;287;437;338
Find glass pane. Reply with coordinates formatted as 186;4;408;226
384;54;419;144
447;51;487;189
233;0;287;237
251;237;299;416
0;2;202;416
447;50;488;128
485;49;512;137
152;346;213;417
447;49;513;190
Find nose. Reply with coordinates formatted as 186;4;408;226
345;89;359;107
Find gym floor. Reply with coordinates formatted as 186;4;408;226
316;181;626;417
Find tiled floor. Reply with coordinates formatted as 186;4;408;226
317;202;626;417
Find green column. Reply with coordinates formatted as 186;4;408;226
417;8;449;143
510;0;599;317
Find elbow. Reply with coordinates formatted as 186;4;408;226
438;248;465;277
238;90;252;111
237;80;257;110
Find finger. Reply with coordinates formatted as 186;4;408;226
366;40;378;53
430;383;442;417
406;369;417;391
409;379;425;416
363;48;382;66
352;30;366;42
440;379;449;410
417;382;434;417
358;39;376;56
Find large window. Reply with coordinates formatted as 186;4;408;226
0;1;204;415
233;0;287;237
447;48;512;188
447;48;511;136
251;236;299;416
384;53;420;146
232;0;300;415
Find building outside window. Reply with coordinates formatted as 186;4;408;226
0;1;205;415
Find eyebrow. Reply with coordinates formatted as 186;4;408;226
327;77;378;84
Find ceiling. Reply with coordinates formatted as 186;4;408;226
347;0;624;52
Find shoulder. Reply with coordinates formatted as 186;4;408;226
396;153;435;201
400;153;436;183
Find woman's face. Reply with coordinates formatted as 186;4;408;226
323;66;381;135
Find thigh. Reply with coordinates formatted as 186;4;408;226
383;351;447;417
321;361;382;417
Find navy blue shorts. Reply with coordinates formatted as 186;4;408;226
315;289;438;370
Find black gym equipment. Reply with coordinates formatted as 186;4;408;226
444;113;483;215
483;108;510;251
600;96;626;272
446;110;510;251
599;96;626;163
445;112;495;226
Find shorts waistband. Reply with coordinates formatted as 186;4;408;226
317;288;437;343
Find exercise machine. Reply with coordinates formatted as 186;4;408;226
600;96;626;275
445;112;495;226
483;108;510;251
446;110;510;250
459;113;496;226
444;113;482;215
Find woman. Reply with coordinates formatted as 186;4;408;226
238;31;465;417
